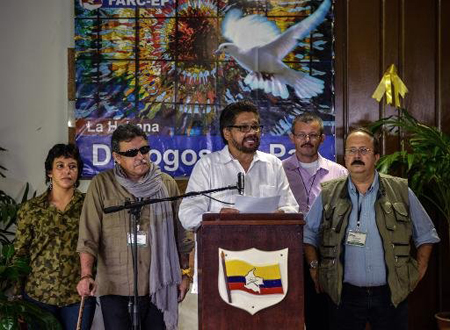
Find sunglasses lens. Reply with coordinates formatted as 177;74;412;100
140;146;150;154
119;145;150;157
123;149;139;157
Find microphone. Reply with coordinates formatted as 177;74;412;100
104;204;124;214
237;172;245;195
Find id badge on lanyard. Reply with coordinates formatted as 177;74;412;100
345;192;367;247
346;229;367;247
127;225;148;247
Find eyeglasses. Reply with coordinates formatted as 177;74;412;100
345;147;373;156
227;124;263;133
116;145;151;157
292;133;321;140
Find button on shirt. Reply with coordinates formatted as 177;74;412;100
179;146;299;230
304;172;440;287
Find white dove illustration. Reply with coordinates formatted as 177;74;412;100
216;0;331;99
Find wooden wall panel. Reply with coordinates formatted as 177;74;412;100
379;0;401;155
346;1;381;126
332;0;347;164
334;0;449;150
440;0;450;134
403;0;437;125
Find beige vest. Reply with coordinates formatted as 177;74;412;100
318;173;419;307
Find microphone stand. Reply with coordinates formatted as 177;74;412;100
102;183;240;330
128;199;140;330
103;184;240;214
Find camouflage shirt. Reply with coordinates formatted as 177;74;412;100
14;190;84;306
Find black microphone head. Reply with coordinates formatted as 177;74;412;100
237;172;245;195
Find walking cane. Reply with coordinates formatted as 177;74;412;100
76;296;86;330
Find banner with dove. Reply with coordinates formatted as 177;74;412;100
74;0;335;177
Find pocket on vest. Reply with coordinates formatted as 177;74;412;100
319;255;337;298
395;257;419;293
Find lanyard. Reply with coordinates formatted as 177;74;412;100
298;169;318;210
356;193;363;229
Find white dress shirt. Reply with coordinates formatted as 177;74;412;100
179;145;299;230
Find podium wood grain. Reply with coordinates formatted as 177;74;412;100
197;213;305;330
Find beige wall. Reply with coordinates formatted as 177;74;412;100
0;0;74;198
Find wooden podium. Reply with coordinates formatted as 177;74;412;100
197;213;305;329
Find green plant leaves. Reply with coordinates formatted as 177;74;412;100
1;246;14;260
0;183;32;245
0;299;62;330
370;108;450;225
0;245;29;300
15;300;62;330
0;314;17;330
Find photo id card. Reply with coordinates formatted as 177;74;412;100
127;231;148;247
346;230;367;247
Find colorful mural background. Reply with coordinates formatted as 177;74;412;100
75;0;335;177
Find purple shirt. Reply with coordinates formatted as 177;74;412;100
282;153;348;214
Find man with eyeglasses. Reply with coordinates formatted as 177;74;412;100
282;113;347;330
178;100;298;297
76;123;194;330
179;100;298;232
303;128;440;330
283;113;347;214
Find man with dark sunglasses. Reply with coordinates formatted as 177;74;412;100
76;123;193;330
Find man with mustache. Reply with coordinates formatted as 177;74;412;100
303;128;440;330
179;100;298;231
76;124;193;330
282;113;347;330
283;113;347;213
178;101;298;296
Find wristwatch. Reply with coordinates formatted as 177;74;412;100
309;260;319;269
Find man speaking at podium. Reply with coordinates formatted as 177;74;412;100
179;100;299;230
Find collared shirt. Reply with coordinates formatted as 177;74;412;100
14;190;85;306
304;172;440;287
77;170;193;297
282;153;348;214
179;145;299;230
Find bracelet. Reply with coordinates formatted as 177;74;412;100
181;268;193;280
80;274;94;281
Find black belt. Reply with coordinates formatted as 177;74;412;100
343;283;389;296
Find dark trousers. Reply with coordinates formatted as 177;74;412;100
329;283;408;330
100;295;165;330
304;260;330;330
23;292;96;330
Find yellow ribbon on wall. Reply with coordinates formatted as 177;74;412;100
372;64;408;108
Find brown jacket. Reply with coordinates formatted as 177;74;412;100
77;169;193;296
